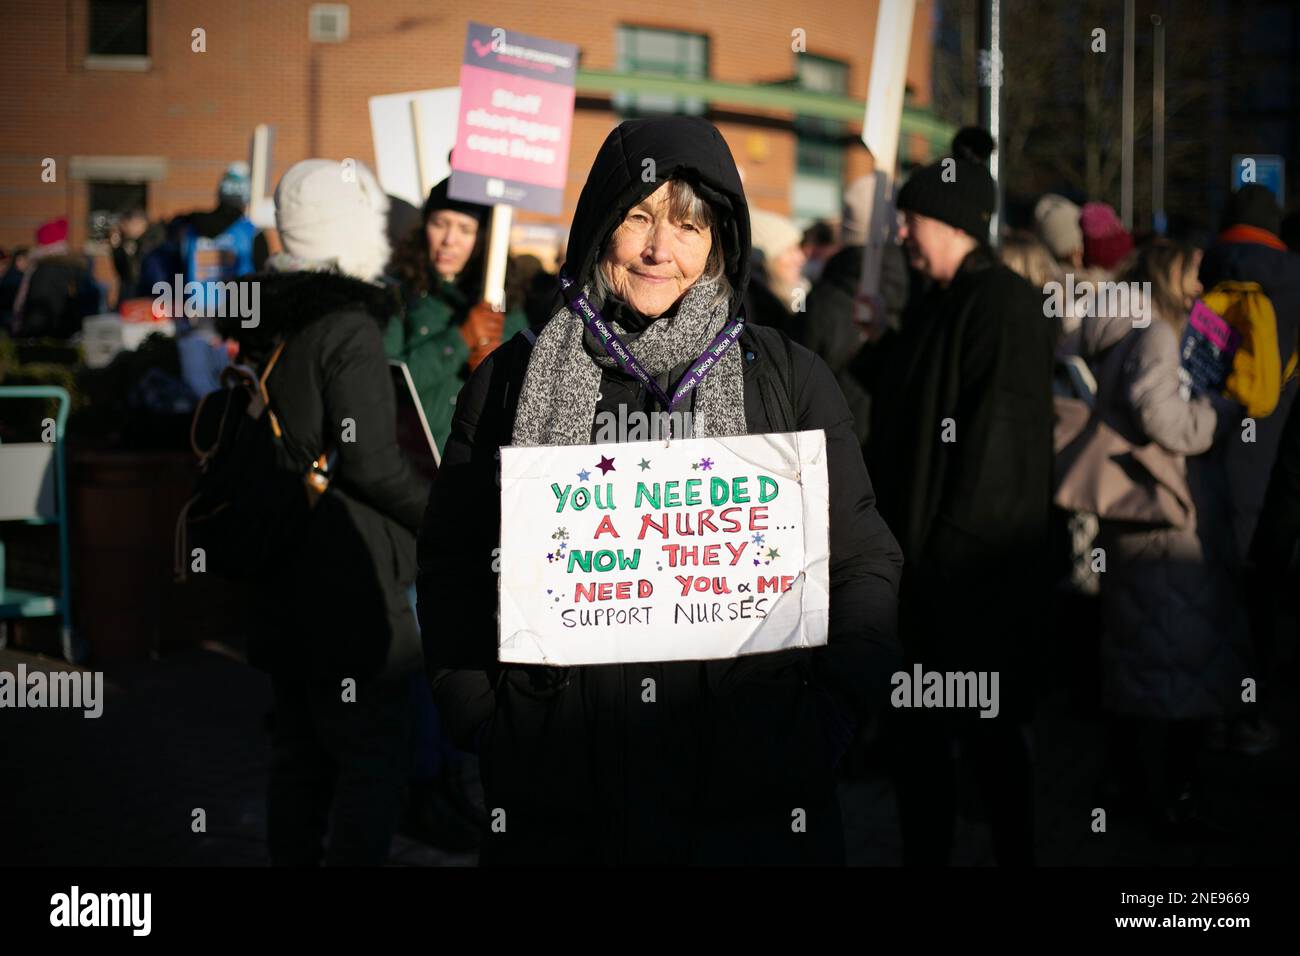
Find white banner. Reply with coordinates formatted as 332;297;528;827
368;87;460;208
498;431;830;665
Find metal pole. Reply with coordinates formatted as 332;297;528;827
977;0;1003;242
1121;0;1135;229
1152;14;1166;235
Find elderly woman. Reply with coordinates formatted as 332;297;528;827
417;117;902;865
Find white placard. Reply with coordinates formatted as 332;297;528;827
498;430;830;665
367;87;460;208
858;0;916;306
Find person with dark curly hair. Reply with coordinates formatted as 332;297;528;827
383;180;528;454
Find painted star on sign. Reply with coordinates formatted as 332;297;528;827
577;468;591;481
766;548;780;560
638;458;651;471
596;455;616;475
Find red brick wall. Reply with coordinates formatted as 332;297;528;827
0;0;934;250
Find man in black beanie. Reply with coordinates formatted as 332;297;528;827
862;154;1056;866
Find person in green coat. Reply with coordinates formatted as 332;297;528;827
385;178;529;454
385;178;528;852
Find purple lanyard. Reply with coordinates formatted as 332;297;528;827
558;270;745;414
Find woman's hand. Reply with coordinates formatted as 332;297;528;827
459;302;505;371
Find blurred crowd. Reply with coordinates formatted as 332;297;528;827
3;119;1297;867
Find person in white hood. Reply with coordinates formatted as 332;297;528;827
270;158;391;281
218;157;430;866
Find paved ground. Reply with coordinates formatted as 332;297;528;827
0;641;471;867
1;600;1294;866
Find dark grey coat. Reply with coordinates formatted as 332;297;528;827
1080;306;1252;719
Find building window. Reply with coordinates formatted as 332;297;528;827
614;26;709;118
793;54;849;224
87;181;148;243
309;4;350;43
88;0;148;57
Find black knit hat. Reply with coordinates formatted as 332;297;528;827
422;177;490;227
896;156;997;240
951;126;995;167
1223;184;1281;236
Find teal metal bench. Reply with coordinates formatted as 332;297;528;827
0;386;81;661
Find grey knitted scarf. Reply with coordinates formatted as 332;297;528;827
511;278;747;446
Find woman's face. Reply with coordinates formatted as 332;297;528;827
1180;249;1204;311
427;210;479;281
600;182;714;317
771;244;807;289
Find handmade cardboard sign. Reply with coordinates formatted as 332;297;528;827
498;430;830;665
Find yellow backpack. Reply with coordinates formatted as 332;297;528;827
1202;280;1298;418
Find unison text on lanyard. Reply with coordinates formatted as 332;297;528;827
558;270;745;415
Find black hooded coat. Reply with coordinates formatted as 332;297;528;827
220;271;430;684
417;117;902;864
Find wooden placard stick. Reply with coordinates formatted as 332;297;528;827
482;203;513;311
858;0;916;328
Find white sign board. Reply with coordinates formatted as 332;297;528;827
858;0;917;308
499;431;830;666
368;87;460;208
861;0;916;177
81;314;176;368
0;444;57;520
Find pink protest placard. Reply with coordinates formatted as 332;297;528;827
448;23;577;215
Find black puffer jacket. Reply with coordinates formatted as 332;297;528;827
221;271;430;683
418;117;902;865
1253;392;1300;592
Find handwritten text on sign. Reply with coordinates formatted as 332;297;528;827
499;431;830;665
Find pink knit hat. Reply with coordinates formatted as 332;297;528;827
1080;202;1133;271
35;217;69;248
